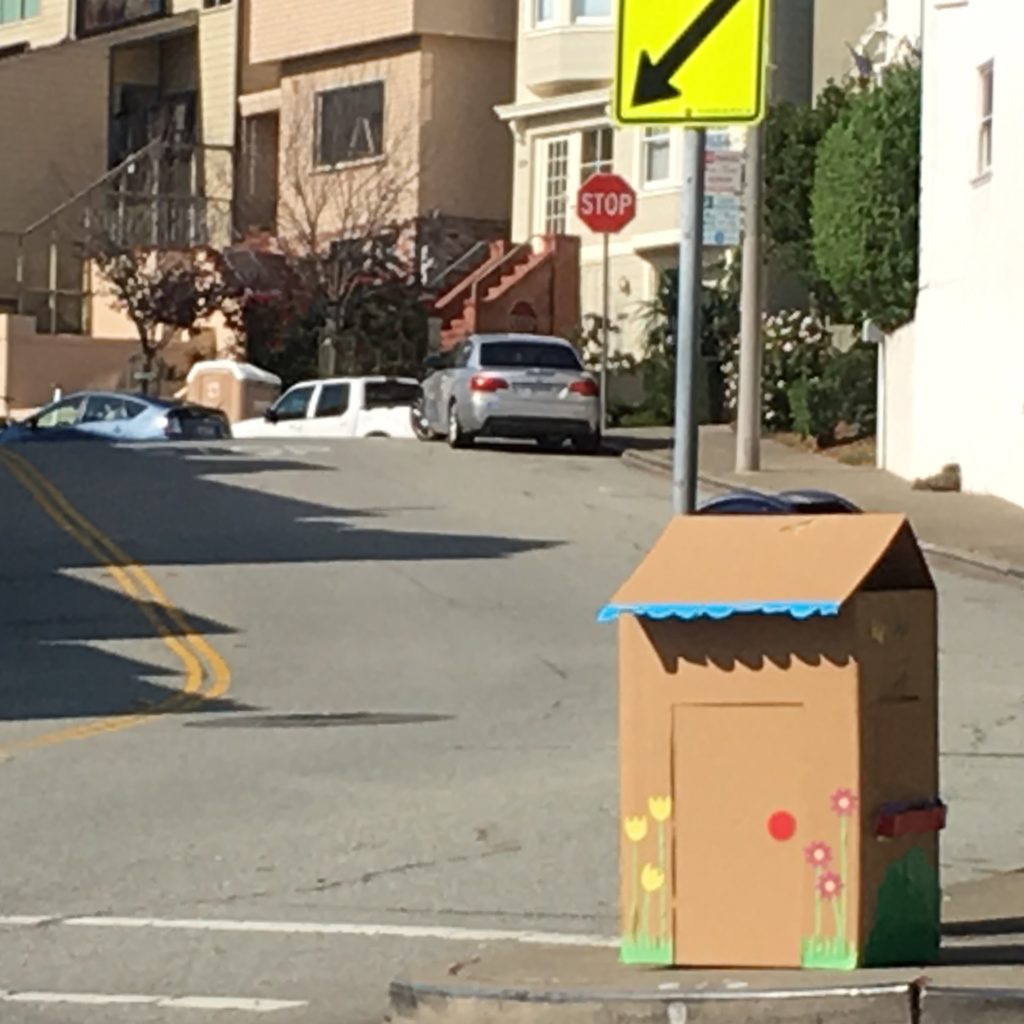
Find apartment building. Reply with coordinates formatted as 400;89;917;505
0;0;239;337
881;0;1024;507
236;0;518;282
496;0;884;356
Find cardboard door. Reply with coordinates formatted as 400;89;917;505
673;703;806;967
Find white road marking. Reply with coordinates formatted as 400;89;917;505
0;991;305;1013
0;913;617;948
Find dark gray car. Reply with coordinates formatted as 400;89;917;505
413;333;601;453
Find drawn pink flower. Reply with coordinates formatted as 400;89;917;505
830;788;859;817
817;871;844;901
804;841;833;868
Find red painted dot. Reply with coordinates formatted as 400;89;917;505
768;811;797;841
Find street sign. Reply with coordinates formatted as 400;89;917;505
614;0;770;126
704;150;745;197
703;195;742;246
576;173;638;234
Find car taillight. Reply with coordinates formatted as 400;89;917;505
470;375;509;393
163;415;182;438
570;378;599;398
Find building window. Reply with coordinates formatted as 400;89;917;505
0;0;40;23
202;0;232;7
316;81;385;168
543;137;570;234
581;126;614;181
535;0;555;24
75;0;163;36
572;0;610;19
642;127;671;185
978;61;994;177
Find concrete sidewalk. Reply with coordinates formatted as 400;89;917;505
390;872;1024;1023
609;425;1024;576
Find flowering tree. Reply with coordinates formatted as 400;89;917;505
87;242;242;394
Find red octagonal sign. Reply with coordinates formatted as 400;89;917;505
577;173;638;235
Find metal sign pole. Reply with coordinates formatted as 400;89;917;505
672;128;707;516
601;231;611;431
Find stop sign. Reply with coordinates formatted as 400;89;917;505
577;173;638;234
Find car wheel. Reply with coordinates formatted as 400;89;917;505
411;401;439;442
447;402;472;449
572;430;602;455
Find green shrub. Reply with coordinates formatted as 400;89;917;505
812;61;922;330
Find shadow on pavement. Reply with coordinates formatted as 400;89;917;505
0;571;252;722
1;444;561;724
16;447;565;568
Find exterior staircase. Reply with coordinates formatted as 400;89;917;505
430;234;581;351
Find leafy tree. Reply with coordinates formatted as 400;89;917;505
812;60;922;331
765;80;853;316
87;243;241;394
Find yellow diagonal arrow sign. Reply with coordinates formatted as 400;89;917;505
614;0;770;126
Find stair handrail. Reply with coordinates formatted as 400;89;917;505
469;234;551;309
425;239;490;293
19;137;166;238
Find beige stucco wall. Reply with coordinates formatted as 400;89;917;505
249;0;514;66
0;43;109;234
812;0;883;95
0;314;136;415
419;35;514;222
276;45;424;245
0;0;67;50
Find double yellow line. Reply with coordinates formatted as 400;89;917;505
0;448;231;755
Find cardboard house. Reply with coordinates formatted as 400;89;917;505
600;513;946;970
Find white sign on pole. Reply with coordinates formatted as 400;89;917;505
703;194;741;247
703;150;745;198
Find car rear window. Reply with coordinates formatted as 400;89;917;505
479;342;582;371
364;381;421;409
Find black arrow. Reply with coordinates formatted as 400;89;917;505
632;0;745;107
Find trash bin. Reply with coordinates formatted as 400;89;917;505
185;360;282;424
600;511;945;970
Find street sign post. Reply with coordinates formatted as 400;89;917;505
613;0;769;514
577;172;638;431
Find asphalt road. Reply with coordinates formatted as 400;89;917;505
0;437;1022;1023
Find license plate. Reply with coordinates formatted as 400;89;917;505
194;424;219;438
515;383;558;394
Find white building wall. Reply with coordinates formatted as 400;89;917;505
885;0;1024;506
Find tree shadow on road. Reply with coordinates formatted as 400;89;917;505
0;445;563;725
0;570;251;722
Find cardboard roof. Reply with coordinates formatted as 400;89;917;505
599;514;933;624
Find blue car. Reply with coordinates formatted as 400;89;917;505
0;391;232;444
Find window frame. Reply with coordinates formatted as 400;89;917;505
0;0;40;24
534;0;555;26
641;126;673;188
542;135;571;234
314;80;386;171
571;0;611;22
977;60;994;180
580;125;614;182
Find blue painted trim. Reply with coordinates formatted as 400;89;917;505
596;600;842;624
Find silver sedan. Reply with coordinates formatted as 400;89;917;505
413;333;602;454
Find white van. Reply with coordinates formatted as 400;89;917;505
232;376;420;440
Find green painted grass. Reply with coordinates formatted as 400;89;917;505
801;936;858;970
620;934;674;966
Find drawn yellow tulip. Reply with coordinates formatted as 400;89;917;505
648;796;672;823
624;816;648;842
641;864;665;893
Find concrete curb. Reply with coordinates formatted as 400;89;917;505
614;448;1024;581
389;977;918;1024
921;985;1024;1023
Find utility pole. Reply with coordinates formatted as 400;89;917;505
735;118;765;473
672;128;707;516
